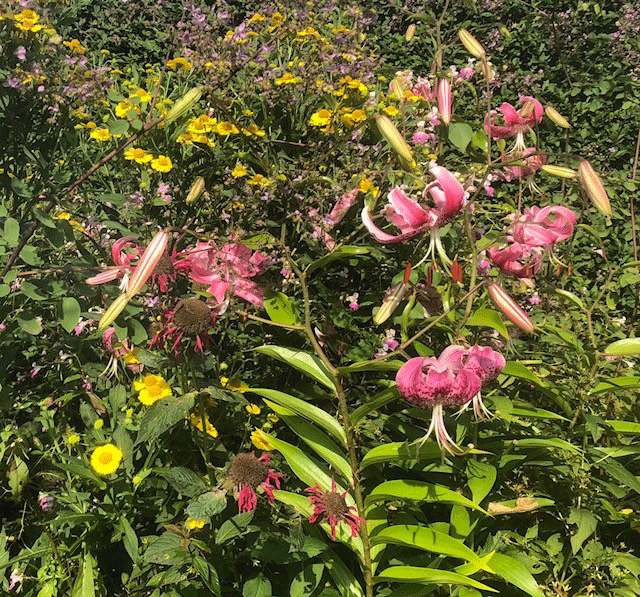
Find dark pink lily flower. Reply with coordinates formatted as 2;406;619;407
509;205;578;247
501;147;547;181
87;237;141;287
487;243;544;279
485;96;543;150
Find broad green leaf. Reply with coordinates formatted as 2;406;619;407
471;130;488;151
554;289;585;310
366;480;485;513
254;346;335;390
136;392;195;444
322;550;365;597
109;119;130;135
216;512;254;544
338;359;404;374
17;316;43;335
486;553;545;597
186;489;227;521
361;441;440;468
71;552;95;597
33;207;57;228
375;566;496;592
143;532;190;566
591;377;640;394
466;308;509;340
250;388;346;445
265;400;352;481
568;509;598;554
193;556;221;597
466;461;497;504
61;297;81;333
158;467;209;497
307;246;370;274
605;420;640;434
243;576;272;597
8;456;28;496
4;217;20;246
290;562;325;597
595;455;640;494
604;338;640;356
510;404;569;421
264;291;300;325
351;384;399;425
371;525;491;568
448;122;473;152
501;362;547;387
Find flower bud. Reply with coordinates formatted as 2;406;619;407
451;260;463;283
390;78;405;101
578;159;611;217
437;79;452;126
405;23;416;42
185;177;206;205
98;293;130;330
165;86;203;124
544;106;571;128
459;29;486;59
541;164;577;178
126;230;170;297
487;282;535;333
374;114;414;170
374;281;408;325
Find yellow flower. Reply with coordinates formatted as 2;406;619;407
188;114;217;134
110;68;124;76
186;518;206;529
242;124;266;137
85;121;97;130
63;39;85;54
358;176;380;198
350;109;367;124
309;109;332;127
130;88;152;103
216;121;239;135
176;131;195;144
14;9;41;32
134;374;172;406
190;412;218;438
251;429;275;451
90;128;111;141
246;174;270;187
167;57;192;71
116;101;137;118
124;147;152;164
93;419;104;430
231;163;247;178
123;348;141;365
275;73;302;85
150;155;173;173
382;105;400;117
90;444;123;475
220;377;229;387
67;433;80;445
246;404;261;415
227;379;249;392
267;414;279;423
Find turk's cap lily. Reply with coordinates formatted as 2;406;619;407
509;205;578;247
487;243;543;279
86;237;141;285
484;96;543;140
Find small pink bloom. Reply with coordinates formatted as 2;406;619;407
510;205;578;247
306;479;363;539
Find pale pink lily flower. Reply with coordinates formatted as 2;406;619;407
411;76;436;101
487;243;543;279
501;147;547;182
509;205;578;247
484;96;543;151
325;188;359;229
86;237;141;287
437;79;452;125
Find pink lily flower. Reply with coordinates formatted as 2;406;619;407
509;205;578;247
501;147;547;181
86;237;141;287
484;96;543;151
487;243;544;279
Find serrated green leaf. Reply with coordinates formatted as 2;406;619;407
158;467;209;497
374;566;496;591
61;297;81;333
186;489;226;520
254;346;335;390
193;556;221;596
243;576;272;597
143;532;189;566
136;392;195;444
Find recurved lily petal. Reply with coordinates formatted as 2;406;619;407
126;230;170;297
425;165;466;224
86;268;124;285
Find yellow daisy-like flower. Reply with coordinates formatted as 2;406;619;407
216;121;239;135
231;163;248;178
309;109;332;127
123;348;141;365
14;9;41;32
94;419;104;430
176;132;195;144
150;155;173;173
251;429;275;451
267;413;279;423
115;101;137;118
358;176;380;198
382;105;400;117
188;114;217;134
63;39;85;54
124;147;152;164
90;128;111;141
134;374;172;406
242;124;266;137
90;443;123;475
130;88;152;103
186;517;206;529
246;174;270;187
67;433;80;445
190;412;218;438
167;57;193;71
246;404;261;415
220;377;229;387
275;73;302;85
247;13;266;24
85;121;97;129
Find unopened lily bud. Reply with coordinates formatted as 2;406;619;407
405;23;416;42
374;114;414;170
487;282;535;333
545;106;571;128
459;29;486;59
541;164;577;178
127;230;170;297
374;281;408;325
437;79;452;126
520;100;536;119
390;78;405;101
186;177;206;205
451;260;463;283
165;86;203;124
98;293;130;330
578;159;611;216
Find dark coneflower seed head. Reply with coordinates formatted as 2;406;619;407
154;254;174;276
172;298;211;335
227;453;269;488
317;491;349;517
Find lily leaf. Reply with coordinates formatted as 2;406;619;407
254;346;335;390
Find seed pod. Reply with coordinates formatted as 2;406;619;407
127;230;170;297
578;159;611;216
405;23;416;42
186;177;206;205
98;293;130;330
487;282;535;333
541;164;577;178
459;29;486;59
374;114;414;170
545;105;571;128
165;86;203;124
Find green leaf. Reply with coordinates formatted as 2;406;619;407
193;556;221;597
17;316;43;335
553;289;585;310
366;480;485;513
486;553;545;597
119;517;139;563
216;512;254;544
143;532;190;566
265;400;352;481
605;420;640;434
501;362;547;387
568;509;598;554
351;384;399;425
321;550;365;597
339;359;404;374
471;130;488;151
158;467;209;497
8;456;28;496
510;404;569;421
254;346;335;390
306;246;370;274
3;218;20;246
33;207;57;228
590;377;640;394
136;392;195;444
593;452;640;494
361;441;442;468
250;388;346;445
448;122;473;152
604;338;640;356
290;562;325;597
186;489;227;521
371;525;491;568
466;461;497;504
71;552;95;597
375;566;496;592
109;119;130;135
243;576;272;597
61;297;81;333
466;308;509;340
264;290;300;325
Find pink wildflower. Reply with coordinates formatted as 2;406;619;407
225;452;284;513
306;479;363;539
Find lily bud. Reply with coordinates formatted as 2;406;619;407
98;293;130;330
437;79;452;126
545;106;571;128
451;260;463;283
459;29;486;59
126;230;170;297
578;159;611;217
185;176;206;205
165;86;203;124
405;23;416;42
390;78;405;102
374;281;408;325
541;164;577;178
374;114;414;170
487;282;535;333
